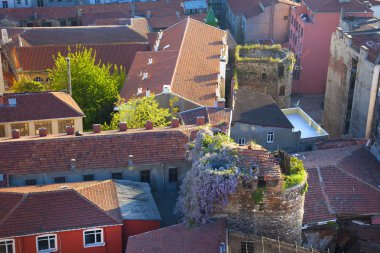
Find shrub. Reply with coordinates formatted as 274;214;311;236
283;157;307;189
252;188;264;204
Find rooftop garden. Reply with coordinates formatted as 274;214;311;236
176;128;244;225
276;150;308;192
235;44;284;63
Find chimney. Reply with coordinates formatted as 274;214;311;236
219;243;226;253
11;129;20;139
39;127;47;137
142;71;148;80
219;46;227;79
137;85;143;96
215;98;226;108
92;124;101;133
196;116;205;126
1;29;9;44
222;31;227;45
66;125;75;135
146;10;151;19
176;11;180;18
146;88;150;97
70;159;76;171
128;155;134;166
146;120;153;130
171;118;180;128
77;8;82;17
360;45;369;60
119;122;127;131
162;85;171;93
158;30;163;40
148;56;153;65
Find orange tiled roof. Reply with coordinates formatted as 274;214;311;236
0;180;122;238
0;127;190;175
10;43;149;72
121;18;226;107
0;92;84;123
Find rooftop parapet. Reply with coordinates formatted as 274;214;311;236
235;44;294;64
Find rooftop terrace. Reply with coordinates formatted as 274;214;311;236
282;107;328;139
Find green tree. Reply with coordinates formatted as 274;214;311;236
13;78;47;92
103;95;172;130
48;45;125;129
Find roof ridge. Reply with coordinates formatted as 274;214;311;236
74;179;113;191
316;166;335;216
169;17;190;88
50;92;85;116
0;192;28;227
73;188;122;223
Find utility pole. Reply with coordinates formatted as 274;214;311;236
66;57;72;96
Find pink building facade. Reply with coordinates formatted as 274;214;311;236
289;1;373;94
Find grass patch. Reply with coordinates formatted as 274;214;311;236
283;157;308;190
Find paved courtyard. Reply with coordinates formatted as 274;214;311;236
291;94;325;124
153;191;181;227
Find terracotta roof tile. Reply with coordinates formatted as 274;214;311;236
238;144;282;180
0;127;190;176
226;0;263;18
125;219;226;253
179;106;232;133
6;26;147;47
10;43;149;72
0;92;84;123
121;18;226;106
301;144;380;225
0;181;122;238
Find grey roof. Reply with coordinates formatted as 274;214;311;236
232;89;293;128
115;180;161;221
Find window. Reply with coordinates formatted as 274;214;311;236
34;121;52;135
83;174;94;181
16;0;21;4
36;234;57;252
0;239;14;253
278;65;285;78
25;179;37;185
0;125;5;138
241;241;254;253
25;0;28;5
33;77;43;83
267;132;274;143
54;177;66;183
11;122;29;136
58;119;74;133
2;1;8;8
279;86;286;96
284;15;288;20
140;170;150;183
111;172;122;180
168;168;178;183
238;138;246;145
261;73;267;80
83;229;104;247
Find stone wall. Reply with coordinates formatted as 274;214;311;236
235;49;293;108
218;178;306;244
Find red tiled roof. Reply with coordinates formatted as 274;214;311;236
238;144;282;180
302;0;372;13
10;43;149;72
0;127;190;175
0;180;122;238
125;219;226;253
0;92;84;123
5;26;147;47
301;145;380;225
121;18;226;107
0;1;207;30
179;106;232;133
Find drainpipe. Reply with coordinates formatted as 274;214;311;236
366;64;380;138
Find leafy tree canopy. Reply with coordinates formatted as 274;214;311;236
103;94;172;130
13;78;47;92
48;45;125;129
